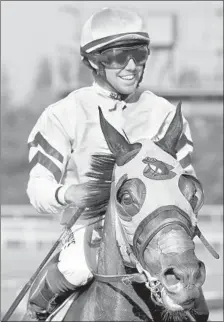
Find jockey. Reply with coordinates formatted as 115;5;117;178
26;7;196;320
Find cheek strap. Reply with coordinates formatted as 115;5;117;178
194;226;219;259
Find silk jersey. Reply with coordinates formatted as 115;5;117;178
27;83;195;217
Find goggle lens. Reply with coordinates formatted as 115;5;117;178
96;45;149;69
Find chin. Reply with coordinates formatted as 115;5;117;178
118;84;138;95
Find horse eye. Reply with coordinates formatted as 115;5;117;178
188;189;198;209
178;174;204;213
121;192;133;205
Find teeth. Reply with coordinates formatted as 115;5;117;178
120;75;135;80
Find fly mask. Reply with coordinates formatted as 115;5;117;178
98;102;219;314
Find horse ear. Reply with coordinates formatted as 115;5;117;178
98;106;141;166
155;101;183;158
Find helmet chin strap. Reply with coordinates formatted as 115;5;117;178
96;65;124;97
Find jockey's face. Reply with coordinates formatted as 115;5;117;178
90;44;148;95
104;58;144;95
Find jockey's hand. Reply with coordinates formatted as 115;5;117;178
64;183;90;208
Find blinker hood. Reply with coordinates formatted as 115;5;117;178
132;205;195;268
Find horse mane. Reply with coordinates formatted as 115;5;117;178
82;152;116;219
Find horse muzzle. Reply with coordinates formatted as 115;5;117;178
132;205;207;313
133;205;195;266
161;260;206;290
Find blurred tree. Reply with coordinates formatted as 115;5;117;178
59;57;70;85
1;66;12;112
35;56;53;90
77;60;93;88
1;58;57;204
27;55;57;113
177;68;201;88
189;114;223;205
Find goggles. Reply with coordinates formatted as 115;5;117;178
90;44;150;69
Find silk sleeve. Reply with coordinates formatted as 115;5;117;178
27;104;74;214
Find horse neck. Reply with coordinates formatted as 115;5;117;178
97;186;126;275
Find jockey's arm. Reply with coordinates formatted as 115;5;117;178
27;105;73;214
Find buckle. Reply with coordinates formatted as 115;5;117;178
145;279;160;292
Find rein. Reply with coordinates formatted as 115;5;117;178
93;271;146;285
90;203;218;322
91;208;163;306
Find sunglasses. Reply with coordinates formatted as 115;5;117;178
91;45;150;69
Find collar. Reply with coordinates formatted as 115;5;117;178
93;82;122;101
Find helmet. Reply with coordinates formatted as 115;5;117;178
80;7;150;55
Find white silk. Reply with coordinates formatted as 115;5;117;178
58;225;93;285
27;82;194;217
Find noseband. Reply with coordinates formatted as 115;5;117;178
93;205;194;308
131;204;219;307
132;205;195;268
92;202;218;321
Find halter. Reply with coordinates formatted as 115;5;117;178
92;204;166;306
85;160;219;320
132;205;195;268
84;104;218;321
92;201;219;321
92;216;165;309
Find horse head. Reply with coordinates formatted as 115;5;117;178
97;103;207;316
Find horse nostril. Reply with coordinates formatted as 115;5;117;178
198;260;205;272
163;267;183;286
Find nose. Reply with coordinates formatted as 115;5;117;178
125;58;137;69
162;260;206;290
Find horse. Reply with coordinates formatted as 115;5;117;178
25;102;218;322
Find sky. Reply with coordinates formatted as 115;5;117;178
1;1;78;103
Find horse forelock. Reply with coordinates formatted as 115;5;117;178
83;152;116;219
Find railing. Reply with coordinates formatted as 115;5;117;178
1;204;223;250
1;204;223;219
1;204;223;320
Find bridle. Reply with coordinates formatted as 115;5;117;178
132;205;195;268
92;201;219;320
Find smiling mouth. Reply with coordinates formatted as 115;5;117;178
119;74;136;81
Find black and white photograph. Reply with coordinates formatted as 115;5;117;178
1;1;223;321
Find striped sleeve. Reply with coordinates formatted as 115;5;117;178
27;105;73;214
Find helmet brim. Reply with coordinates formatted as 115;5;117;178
81;32;150;54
